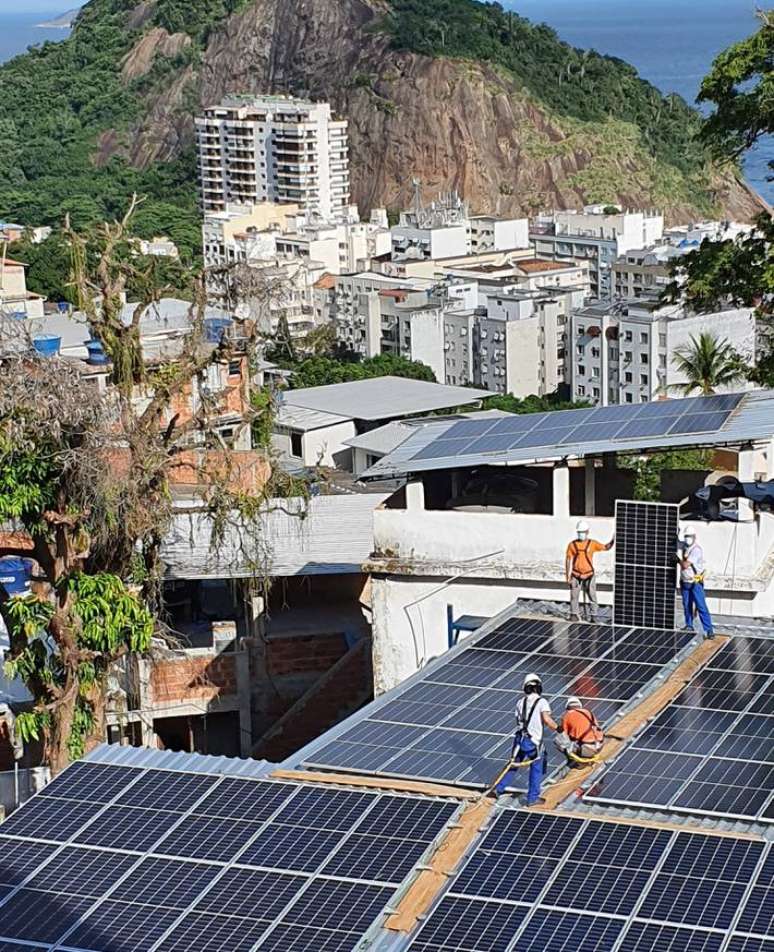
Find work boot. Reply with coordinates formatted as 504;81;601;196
705;631;715;640
525;796;547;807
682;625;695;633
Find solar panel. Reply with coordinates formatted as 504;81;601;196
407;811;768;952
302;617;692;787
613;500;678;628
0;756;461;952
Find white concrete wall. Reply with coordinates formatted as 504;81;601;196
301;421;357;467
666;309;756;392
406;309;446;382
370;507;774;692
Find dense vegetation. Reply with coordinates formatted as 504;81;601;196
387;0;706;175
0;0;201;260
282;353;437;389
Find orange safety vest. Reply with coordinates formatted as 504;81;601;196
563;708;604;746
567;539;605;580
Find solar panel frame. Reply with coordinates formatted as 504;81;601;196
613;500;679;629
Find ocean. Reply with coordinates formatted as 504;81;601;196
510;0;772;203
0;6;73;64
0;0;769;202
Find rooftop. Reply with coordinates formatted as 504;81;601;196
281;377;490;423
361;389;774;480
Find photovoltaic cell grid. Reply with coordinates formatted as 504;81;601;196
614;500;679;629
0;759;460;951
585;635;774;823
302;617;695;789
407;811;773;952
406;393;743;466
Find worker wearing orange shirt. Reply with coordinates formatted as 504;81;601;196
565;521;614;621
556;697;605;764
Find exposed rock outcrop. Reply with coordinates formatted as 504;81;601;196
110;0;763;222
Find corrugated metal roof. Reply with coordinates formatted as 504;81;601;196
283;377;490;421
161;493;388;579
362;389;774;480
343;421;414;454
84;743;274;779
274;403;351;431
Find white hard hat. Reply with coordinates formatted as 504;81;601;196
566;696;583;709
683;526;697;540
523;672;542;689
576;520;590;533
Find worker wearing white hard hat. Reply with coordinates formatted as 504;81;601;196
494;673;558;805
565;521;615;622
555;697;605;764
679;526;714;638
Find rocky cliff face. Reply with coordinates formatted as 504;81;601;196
110;0;762;223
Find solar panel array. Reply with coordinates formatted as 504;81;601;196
585;635;774;822
407;810;773;952
613;501;679;629
302;617;696;790
0;760;459;951
401;393;743;468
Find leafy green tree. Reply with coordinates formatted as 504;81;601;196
663;14;773;383
670;332;746;396
620;450;713;502
286;353;436;389
481;391;590;414
0;201;282;771
8;232;73;303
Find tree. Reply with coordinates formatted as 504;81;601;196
670;332;746;396
663;14;773;381
285;353;437;389
0;199;288;772
481;391;590;414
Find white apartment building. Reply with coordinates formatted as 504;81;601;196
571;298;756;405
196;95;350;220
611;245;686;299
472;287;584;397
391;191;529;262
531;204;664;298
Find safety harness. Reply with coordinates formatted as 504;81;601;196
568;539;595;580
565;709;604;765
509;697;545;768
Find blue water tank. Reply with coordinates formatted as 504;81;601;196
57;301;69;314
204;317;232;343
86;339;109;365
32;335;61;357
0;557;33;597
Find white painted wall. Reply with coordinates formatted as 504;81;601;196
369;505;774;691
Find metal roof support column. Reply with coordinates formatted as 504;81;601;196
406;478;425;511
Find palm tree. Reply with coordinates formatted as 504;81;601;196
671;332;746;396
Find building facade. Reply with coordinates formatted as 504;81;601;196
196;95;350;220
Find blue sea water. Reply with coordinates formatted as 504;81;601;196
509;0;772;203
0;0;769;202
0;5;73;64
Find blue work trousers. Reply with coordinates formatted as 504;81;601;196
495;736;544;803
681;581;714;635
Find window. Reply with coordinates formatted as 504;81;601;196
625;371;632;383
577;385;586;396
577;326;585;336
624;330;633;342
591;367;600;378
659;334;667;347
593;387;600;398
624;351;632;362
578;364;586;377
290;432;303;458
228;359;242;377
640;332;648;344
641;353;649;365
625;393;633;403
591;347;600;358
640;374;648;386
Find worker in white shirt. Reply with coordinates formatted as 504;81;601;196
679;527;714;639
494;673;558;806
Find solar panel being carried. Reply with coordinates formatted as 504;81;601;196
407;810;772;952
0;750;460;951
297;616;696;790
584;634;774;822
613;500;679;629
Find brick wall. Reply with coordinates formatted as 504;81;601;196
150;653;237;704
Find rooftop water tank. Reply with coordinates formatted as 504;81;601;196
32;335;61;358
204;317;232;343
86;339;109;365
